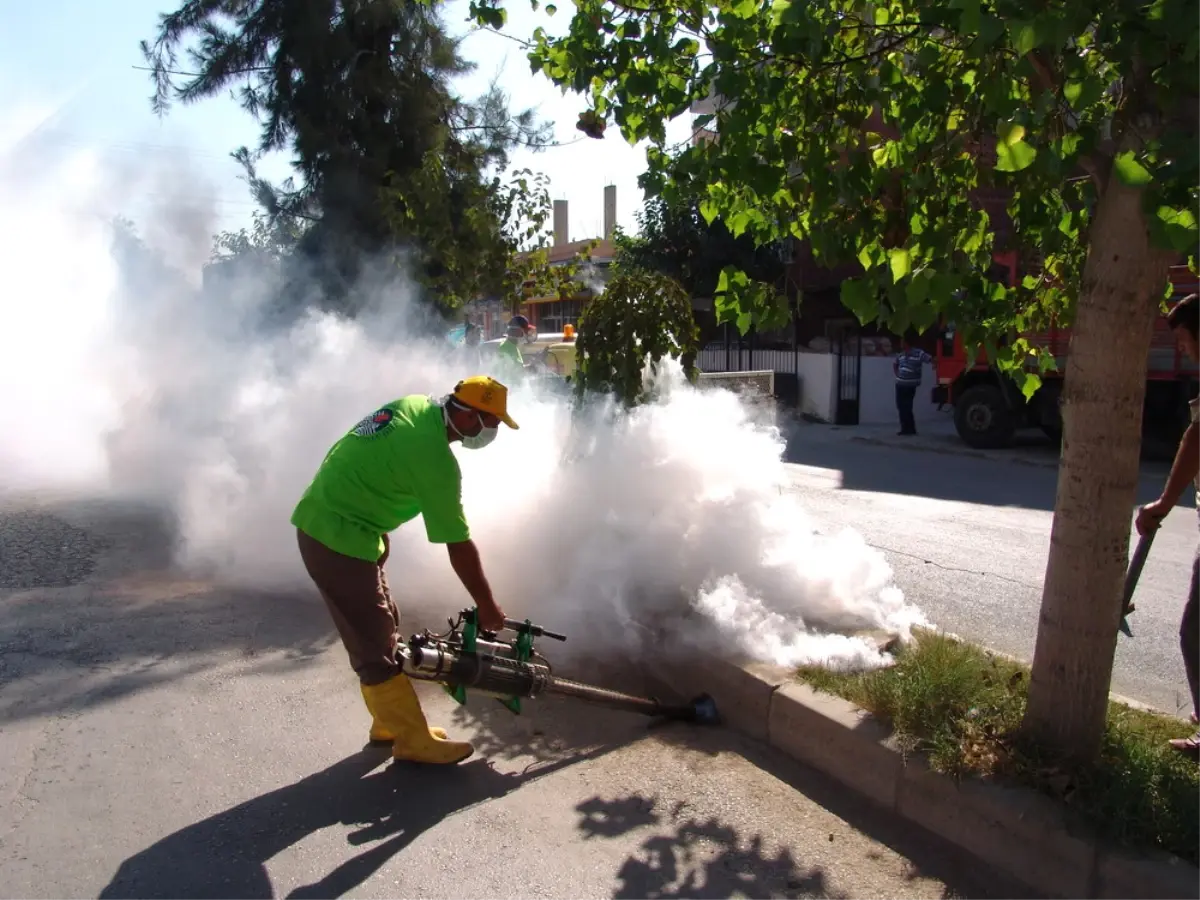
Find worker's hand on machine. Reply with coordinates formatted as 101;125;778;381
1135;499;1171;536
477;602;507;634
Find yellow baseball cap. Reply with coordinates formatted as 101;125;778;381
452;375;519;429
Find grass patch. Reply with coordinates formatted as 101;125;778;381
797;631;1200;865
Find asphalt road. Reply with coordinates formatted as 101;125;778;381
0;494;1022;900
783;422;1198;718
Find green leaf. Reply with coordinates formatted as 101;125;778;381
716;266;749;299
929;273;960;307
771;0;808;25
906;272;931;305
545;3;557;13
1149;205;1199;253
978;14;1005;45
1113;151;1153;187
888;247;912;282
857;241;884;270
1008;20;1038;55
954;0;981;33
699;198;719;225
908;301;939;333
727;209;753;237
714;290;739;325
480;5;506;28
840;277;877;320
1015;370;1042;401
995;139;1037;172
998;122;1026;146
1186;29;1200;63
1056;133;1081;158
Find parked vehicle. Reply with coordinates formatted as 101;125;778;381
931;254;1199;449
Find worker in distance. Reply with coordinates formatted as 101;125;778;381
291;375;518;765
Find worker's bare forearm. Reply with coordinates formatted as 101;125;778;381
1158;421;1200;509
447;539;498;611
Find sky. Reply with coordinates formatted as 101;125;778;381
0;0;696;245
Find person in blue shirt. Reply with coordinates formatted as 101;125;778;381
893;337;933;436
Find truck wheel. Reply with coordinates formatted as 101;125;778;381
954;384;1017;449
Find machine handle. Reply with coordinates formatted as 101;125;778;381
1122;528;1157;614
503;617;567;642
460;608;567;642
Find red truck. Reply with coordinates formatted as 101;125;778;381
931;254;1199;449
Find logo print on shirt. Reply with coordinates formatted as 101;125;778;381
352;408;393;436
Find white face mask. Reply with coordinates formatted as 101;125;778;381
461;425;498;450
444;401;498;450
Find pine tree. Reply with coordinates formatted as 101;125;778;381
142;0;551;313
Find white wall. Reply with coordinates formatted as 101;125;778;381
858;356;943;426
697;347;837;422
796;352;836;422
698;344;945;427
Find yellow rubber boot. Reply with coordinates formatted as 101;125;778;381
362;675;473;764
360;684;446;744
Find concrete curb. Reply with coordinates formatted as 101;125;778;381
639;650;1200;900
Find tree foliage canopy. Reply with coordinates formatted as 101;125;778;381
471;0;1197;375
615;189;789;303
467;0;1199;762
211;209;307;264
143;0;558;312
575;269;699;406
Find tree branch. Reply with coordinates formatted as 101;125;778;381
1023;49;1109;194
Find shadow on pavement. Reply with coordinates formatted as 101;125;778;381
605;720;1038;900
0;576;338;725
576;794;838;899
98;691;646;900
0;498;339;725
781;422;1178;514
97;745;610;900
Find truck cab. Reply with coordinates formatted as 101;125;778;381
932;257;1198;449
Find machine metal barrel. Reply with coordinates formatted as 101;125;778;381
402;610;719;725
404;638;551;698
402;635;716;723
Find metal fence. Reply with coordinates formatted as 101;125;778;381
697;346;800;375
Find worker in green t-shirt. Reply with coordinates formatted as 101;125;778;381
495;315;529;378
291;375;518;765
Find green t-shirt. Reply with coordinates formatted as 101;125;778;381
290;394;470;561
496;337;524;375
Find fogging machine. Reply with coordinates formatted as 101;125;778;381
399;608;718;725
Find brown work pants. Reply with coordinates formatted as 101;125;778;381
297;528;401;685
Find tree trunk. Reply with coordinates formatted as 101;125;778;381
1022;166;1171;761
